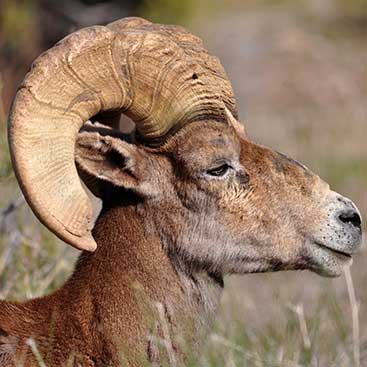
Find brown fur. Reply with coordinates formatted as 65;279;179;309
0;120;362;366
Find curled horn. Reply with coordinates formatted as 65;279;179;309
8;17;238;251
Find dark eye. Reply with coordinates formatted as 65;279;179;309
206;164;231;177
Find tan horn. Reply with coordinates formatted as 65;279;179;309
8;17;237;251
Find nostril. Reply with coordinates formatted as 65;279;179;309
338;210;362;230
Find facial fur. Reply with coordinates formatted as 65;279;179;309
138;121;362;278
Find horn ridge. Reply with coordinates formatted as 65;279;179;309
8;17;238;251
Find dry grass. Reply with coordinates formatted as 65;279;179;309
0;1;366;366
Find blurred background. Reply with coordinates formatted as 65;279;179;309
0;0;366;366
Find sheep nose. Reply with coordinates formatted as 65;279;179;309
338;210;362;231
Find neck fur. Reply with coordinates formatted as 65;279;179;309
61;199;223;364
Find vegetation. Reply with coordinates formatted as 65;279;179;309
0;0;366;365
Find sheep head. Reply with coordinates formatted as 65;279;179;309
75;116;362;278
9;17;362;278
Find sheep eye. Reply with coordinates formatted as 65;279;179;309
206;164;231;177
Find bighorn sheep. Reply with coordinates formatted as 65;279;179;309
0;17;363;366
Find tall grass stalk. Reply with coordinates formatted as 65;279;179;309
344;266;360;367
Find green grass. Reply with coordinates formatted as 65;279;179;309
140;0;196;25
318;157;367;188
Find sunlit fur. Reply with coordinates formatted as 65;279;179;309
149;121;332;277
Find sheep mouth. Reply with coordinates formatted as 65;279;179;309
314;242;353;260
307;241;354;277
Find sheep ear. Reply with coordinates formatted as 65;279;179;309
225;107;246;138
75;131;150;198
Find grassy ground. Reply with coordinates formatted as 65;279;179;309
0;1;366;366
